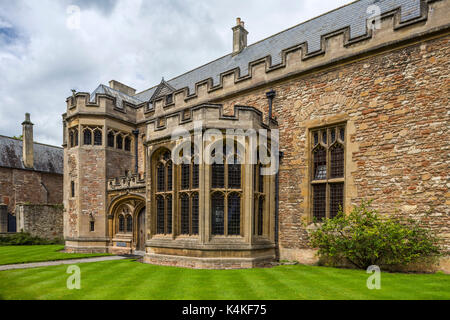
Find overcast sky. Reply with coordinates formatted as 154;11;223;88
0;0;353;146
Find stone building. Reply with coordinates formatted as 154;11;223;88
63;0;449;269
0;114;64;239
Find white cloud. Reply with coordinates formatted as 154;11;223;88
0;0;352;146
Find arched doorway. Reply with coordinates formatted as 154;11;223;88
136;207;146;252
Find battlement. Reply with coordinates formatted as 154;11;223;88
65;91;143;125
137;0;448;120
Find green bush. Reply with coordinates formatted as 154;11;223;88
0;232;63;246
310;201;441;269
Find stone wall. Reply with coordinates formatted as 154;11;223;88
216;34;450;259
16;204;64;239
0;167;63;216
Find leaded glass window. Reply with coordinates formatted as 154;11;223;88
311;125;346;221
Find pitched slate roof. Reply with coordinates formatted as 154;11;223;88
0;135;63;174
90;0;424;103
90;84;145;108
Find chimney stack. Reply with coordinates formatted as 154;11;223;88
22;113;34;169
232;17;248;55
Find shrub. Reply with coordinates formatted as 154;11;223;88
0;232;63;246
309;201;441;270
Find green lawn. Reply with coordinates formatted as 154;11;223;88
0;259;449;300
0;245;110;266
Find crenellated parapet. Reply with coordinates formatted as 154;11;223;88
65;90;143;125
134;0;449;121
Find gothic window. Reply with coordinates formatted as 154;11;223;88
108;131;115;147
119;215;125;233
83;128;92;145
94;129;102;146
90;221;95;232
71;181;75;198
154;150;173;235
210;141;243;236
311;125;346;221
124;136;131;151
126;215;133;233
116;134;123;150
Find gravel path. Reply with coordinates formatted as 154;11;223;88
0;256;130;271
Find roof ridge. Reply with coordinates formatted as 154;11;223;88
0;134;62;149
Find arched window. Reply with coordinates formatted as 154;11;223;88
154;150;173;235
94;129;102;146
192;193;199;235
177;144;200;236
210;141;243;236
83;129;92;145
116;134;123;149
107;131;115;147
311;125;346;221
118;215;125;233
124;136;131;151
126;215;133;233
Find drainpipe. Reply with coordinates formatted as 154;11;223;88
266;90;276;119
275;151;283;258
132;130;139;175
